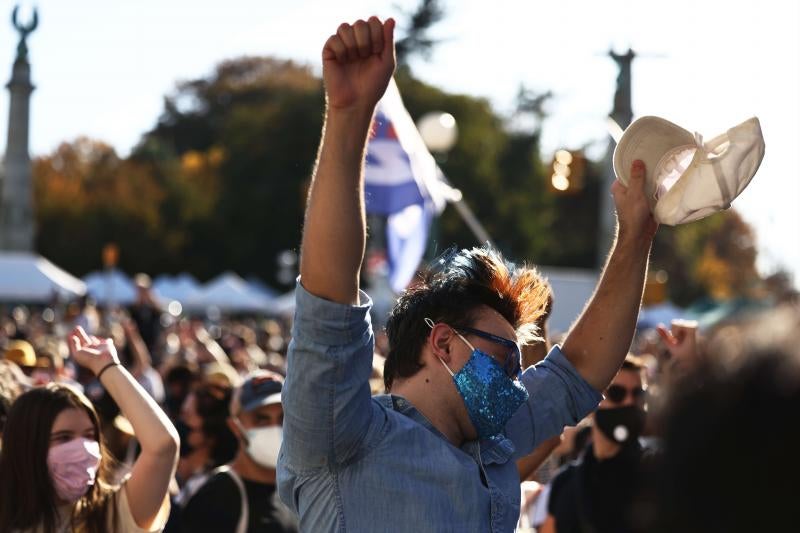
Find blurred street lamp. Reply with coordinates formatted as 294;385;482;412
417;112;458;154
416;111;494;247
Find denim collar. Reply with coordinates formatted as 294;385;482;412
375;394;516;465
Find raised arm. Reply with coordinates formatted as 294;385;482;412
560;160;658;391
69;327;178;530
299;16;396;305
121;318;152;377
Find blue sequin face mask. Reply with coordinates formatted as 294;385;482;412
425;318;529;439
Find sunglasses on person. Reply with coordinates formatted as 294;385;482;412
604;384;646;404
451;324;522;379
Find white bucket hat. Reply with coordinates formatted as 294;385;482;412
613;116;765;225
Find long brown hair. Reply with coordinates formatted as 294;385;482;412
0;383;118;533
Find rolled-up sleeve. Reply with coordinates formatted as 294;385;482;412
506;345;602;458
281;280;377;471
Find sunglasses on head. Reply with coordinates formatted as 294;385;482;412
604;384;646;404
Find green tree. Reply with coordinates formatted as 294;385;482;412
132;58;324;285
650;209;762;305
395;0;446;66
33;138;167;276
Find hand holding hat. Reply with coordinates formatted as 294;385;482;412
611;159;659;245
613;116;765;226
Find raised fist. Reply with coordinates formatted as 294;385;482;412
322;17;396;112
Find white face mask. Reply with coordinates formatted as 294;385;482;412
236;420;282;469
614;116;764;226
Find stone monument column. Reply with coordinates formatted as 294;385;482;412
597;48;635;267
0;6;38;251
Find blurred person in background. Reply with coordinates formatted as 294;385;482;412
4;338;37;376
634;319;701;441
516;291;560;483
162;364;199;421
653;304;800;532
120;318;166;404
28;348;65;386
179;371;298;532
130;274;163;363
0;326;178;533
541;355;653;533
224;327;269;376
515;290;562;530
73;296;101;337
517;423;593;532
172;381;238;508
0;358;28;446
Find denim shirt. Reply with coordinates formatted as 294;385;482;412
278;282;601;532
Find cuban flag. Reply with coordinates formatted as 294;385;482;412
365;79;449;292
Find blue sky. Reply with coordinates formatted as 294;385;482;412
2;0;798;284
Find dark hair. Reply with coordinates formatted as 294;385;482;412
0;384;117;533
384;246;551;390
165;364;197;387
654;306;800;532
193;382;238;467
621;353;646;373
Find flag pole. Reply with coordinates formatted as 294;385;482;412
437;175;495;248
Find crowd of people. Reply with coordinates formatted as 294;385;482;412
0;14;798;533
0;278;302;533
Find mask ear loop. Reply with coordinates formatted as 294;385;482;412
424;318;456;377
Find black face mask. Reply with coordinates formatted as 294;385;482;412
174;420;196;457
594;405;646;445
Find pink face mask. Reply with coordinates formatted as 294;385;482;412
47;437;102;503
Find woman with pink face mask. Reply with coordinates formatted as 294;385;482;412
0;326;179;533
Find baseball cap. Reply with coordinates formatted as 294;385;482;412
4;340;36;368
230;370;282;415
613;116;764;226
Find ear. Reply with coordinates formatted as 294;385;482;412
428;323;454;364
227;417;247;444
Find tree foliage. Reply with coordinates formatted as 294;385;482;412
34;138;166;275
30;54;768;303
395;0;446;66
649;210;762;305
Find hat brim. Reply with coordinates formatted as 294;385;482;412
613;116;695;203
241;391;282;413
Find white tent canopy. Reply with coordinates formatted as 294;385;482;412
270;289;297;317
185;272;272;313
246;276;279;300
83;269;138;306
153;273;201;303
269;268;599;326
0;252;86;302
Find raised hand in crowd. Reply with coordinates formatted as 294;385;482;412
656;318;700;383
69;326;179;529
321;17;396;111
300;16;395;305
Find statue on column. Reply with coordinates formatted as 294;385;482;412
609;49;635;130
12;5;38;61
0;4;38;251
